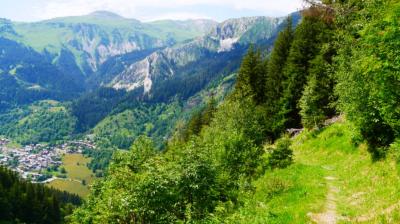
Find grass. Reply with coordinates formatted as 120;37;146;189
62;154;95;183
47;179;90;198
228;121;400;223
47;154;96;197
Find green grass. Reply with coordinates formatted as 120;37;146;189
228;121;400;223
47;154;96;198
47;179;90;198
62;154;95;184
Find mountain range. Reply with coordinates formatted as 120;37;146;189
0;11;300;147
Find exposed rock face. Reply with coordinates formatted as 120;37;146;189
110;16;288;93
0;11;300;97
0;11;217;75
113;54;160;92
67;23;162;71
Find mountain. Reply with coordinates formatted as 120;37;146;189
109;16;295;94
0;37;84;111
0;12;220;111
0;12;300;148
0;11;217;75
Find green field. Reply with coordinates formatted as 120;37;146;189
228;121;400;223
62;153;95;183
47;153;96;197
47;179;90;198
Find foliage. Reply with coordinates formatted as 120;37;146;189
178;97;217;142
267;136;293;169
265;17;294;110
334;0;400;156
0;166;81;224
299;53;336;129
92;101;183;150
277;10;334;131
4;1;400;222
224;122;400;223
71;64;267;223
0;101;76;144
233;46;266;104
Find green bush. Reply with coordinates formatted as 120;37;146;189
267;137;293;169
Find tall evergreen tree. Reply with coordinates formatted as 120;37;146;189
0;166;81;224
234;46;265;105
276;9;333;130
299;47;336;129
265;17;294;107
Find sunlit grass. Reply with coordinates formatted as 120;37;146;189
47;154;96;198
228;122;400;223
47;179;90;198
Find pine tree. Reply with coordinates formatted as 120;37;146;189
201;95;217;126
276;10;332;131
234;46;265;104
265;17;294;108
300;53;336;129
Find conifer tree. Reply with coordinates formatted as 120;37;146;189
299;53;336;129
265;17;294;107
234;46;265;104
277;9;332;130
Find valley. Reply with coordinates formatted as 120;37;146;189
0;136;96;196
1;0;400;223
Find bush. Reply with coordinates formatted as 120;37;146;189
264;177;291;199
267;137;293;169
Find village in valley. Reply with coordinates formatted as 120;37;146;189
0;137;96;183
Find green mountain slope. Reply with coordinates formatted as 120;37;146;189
0;11;217;75
0;100;76;144
0;37;84;111
69;1;400;222
109;16;294;93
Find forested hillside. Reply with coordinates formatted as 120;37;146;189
0;166;81;224
70;0;400;223
0;13;295;153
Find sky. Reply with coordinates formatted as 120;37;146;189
0;0;304;22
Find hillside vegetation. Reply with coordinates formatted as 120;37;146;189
0;166;82;224
69;0;400;223
227;121;400;223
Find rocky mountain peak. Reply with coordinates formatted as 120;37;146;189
209;17;265;40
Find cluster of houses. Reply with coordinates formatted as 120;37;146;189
0;137;96;182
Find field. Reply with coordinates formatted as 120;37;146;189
228;121;400;223
62;153;95;183
47;153;96;197
47;179;90;197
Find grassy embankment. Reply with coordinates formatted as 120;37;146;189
228;121;400;223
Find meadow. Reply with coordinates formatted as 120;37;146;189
47;153;96;197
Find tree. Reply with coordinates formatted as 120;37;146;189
334;0;399;157
234;46;265;105
266;17;294;108
276;8;333;131
300;53;336;129
267;136;293;169
60;167;66;174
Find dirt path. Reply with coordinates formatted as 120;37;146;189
308;176;339;224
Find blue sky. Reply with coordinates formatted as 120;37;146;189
0;0;304;22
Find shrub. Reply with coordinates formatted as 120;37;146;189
267;137;293;169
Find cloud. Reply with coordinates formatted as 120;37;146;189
141;12;212;22
32;0;303;21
